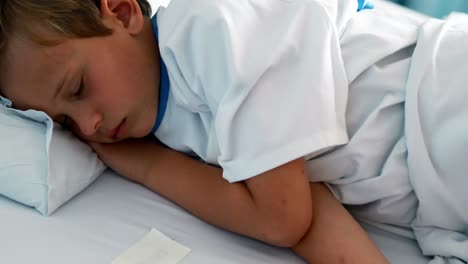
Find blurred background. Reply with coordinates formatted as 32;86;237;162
389;0;468;18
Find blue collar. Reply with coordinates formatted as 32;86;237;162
357;0;374;11
151;13;170;134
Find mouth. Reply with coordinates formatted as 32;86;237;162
110;118;127;140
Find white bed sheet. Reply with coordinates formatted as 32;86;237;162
1;170;429;263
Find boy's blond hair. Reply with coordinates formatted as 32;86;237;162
0;0;151;52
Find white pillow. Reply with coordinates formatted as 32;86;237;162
0;96;106;215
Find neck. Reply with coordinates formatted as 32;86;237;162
139;18;161;122
139;19;160;130
141;18;160;77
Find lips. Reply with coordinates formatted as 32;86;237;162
110;118;126;140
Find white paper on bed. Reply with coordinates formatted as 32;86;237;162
405;13;468;264
112;228;191;264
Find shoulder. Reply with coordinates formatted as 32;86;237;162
156;0;227;37
159;0;226;18
160;0;331;20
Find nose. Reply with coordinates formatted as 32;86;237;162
71;108;103;137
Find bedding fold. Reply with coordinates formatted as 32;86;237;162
405;12;468;263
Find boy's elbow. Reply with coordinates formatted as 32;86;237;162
259;201;313;247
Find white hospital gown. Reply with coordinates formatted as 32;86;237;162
153;0;426;232
154;0;356;183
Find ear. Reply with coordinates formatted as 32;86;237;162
99;0;144;35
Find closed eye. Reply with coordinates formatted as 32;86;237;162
73;79;85;98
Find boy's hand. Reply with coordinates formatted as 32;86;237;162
87;138;162;184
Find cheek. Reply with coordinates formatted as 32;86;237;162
86;63;124;106
87;55;140;100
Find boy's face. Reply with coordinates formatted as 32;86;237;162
0;1;159;143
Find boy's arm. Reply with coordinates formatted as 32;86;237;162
90;138;312;246
89;139;388;263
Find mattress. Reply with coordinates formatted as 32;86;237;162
1;170;429;263
1;1;432;263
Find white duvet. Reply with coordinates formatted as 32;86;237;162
405;13;468;264
306;5;468;263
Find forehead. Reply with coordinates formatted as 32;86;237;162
1;36;75;110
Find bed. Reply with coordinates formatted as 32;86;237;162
1;170;430;263
1;1;433;263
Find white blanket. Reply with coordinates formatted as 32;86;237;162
307;9;468;263
405;12;468;264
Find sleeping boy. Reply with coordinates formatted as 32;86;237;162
3;0;465;263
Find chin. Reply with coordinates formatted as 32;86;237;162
134;130;151;139
140;122;156;138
